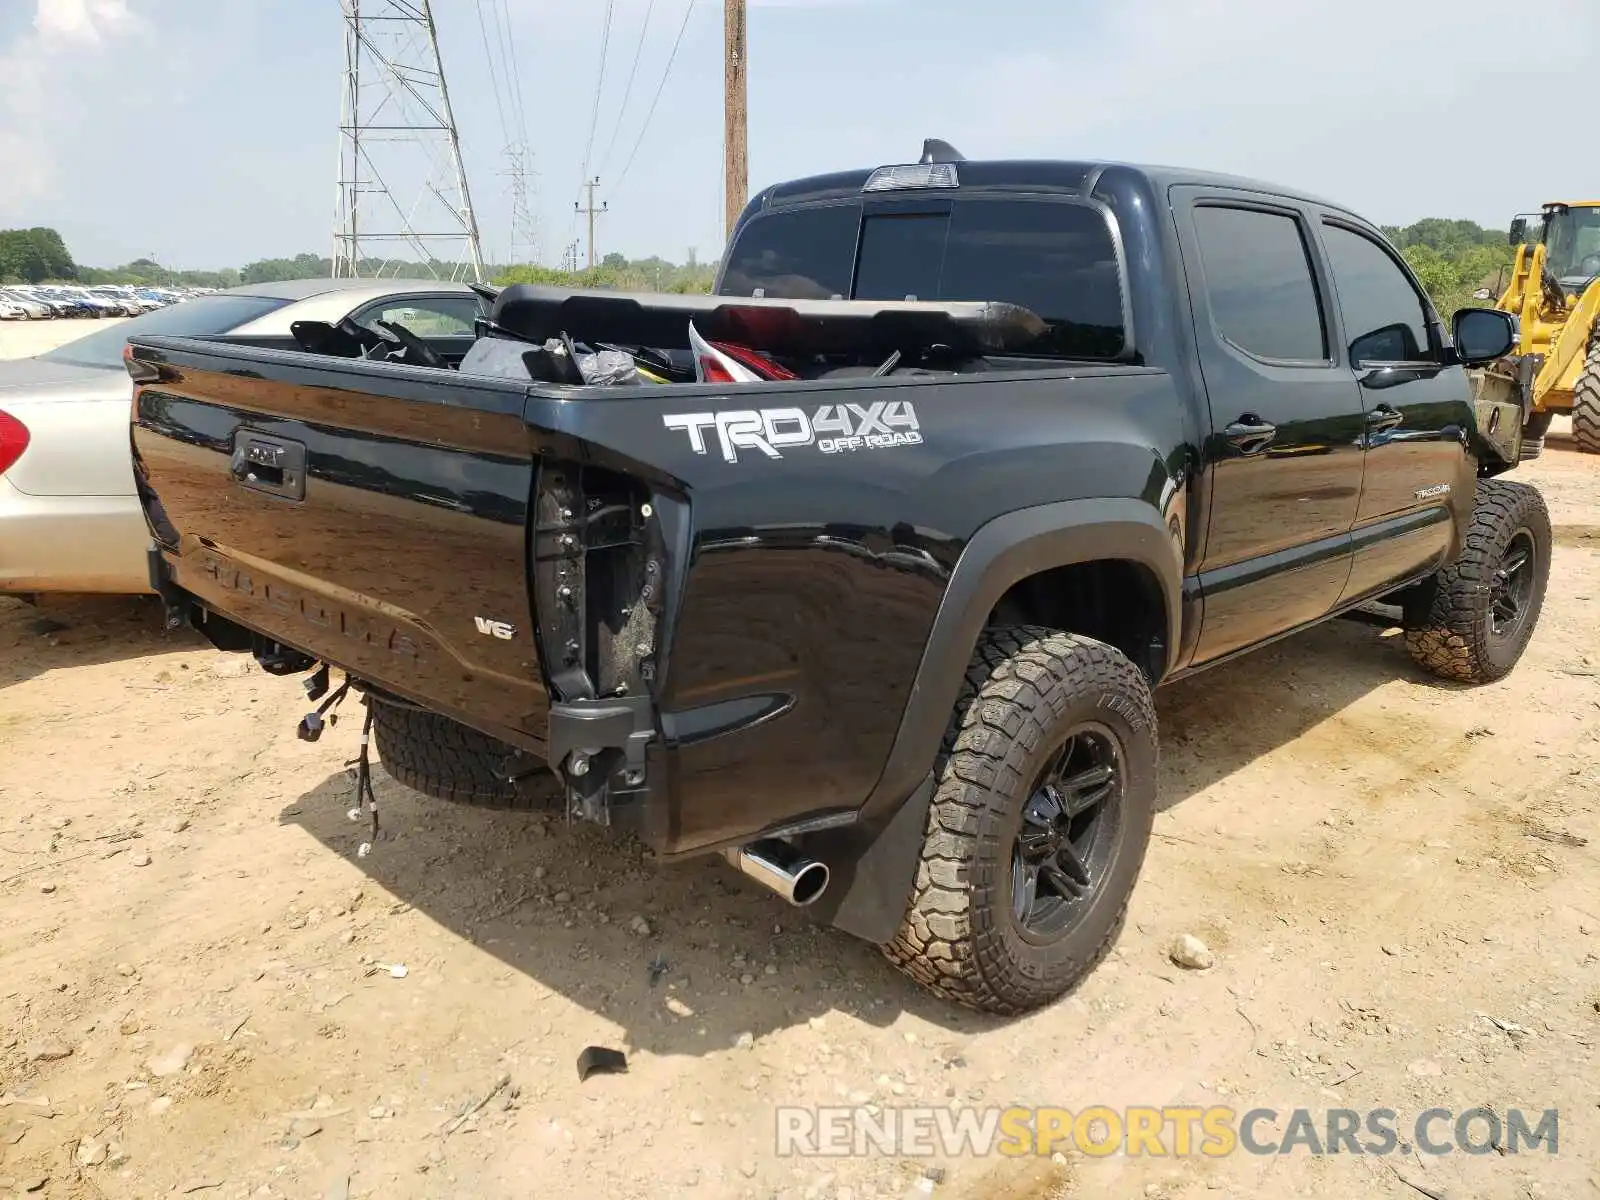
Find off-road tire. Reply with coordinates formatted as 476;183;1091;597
881;626;1158;1016
1573;322;1600;454
1405;479;1551;684
369;697;555;809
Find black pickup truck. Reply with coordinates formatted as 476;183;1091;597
127;145;1550;1015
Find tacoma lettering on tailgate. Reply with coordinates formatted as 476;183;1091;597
198;553;421;659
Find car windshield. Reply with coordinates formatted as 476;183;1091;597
1544;207;1600;283
719;197;1127;360
37;294;294;370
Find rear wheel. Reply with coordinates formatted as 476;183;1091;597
881;626;1158;1016
1573;322;1600;454
1404;479;1551;684
369;696;556;810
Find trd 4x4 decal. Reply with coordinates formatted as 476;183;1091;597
662;401;923;464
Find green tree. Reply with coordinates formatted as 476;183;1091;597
1383;218;1512;317
0;227;77;282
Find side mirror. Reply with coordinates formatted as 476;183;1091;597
1452;307;1516;365
1508;217;1527;247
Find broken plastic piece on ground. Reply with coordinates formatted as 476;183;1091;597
576;1046;628;1082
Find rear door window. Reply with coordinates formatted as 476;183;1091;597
1192;205;1327;363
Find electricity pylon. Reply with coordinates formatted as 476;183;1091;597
333;0;485;282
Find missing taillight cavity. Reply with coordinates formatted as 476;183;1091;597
531;461;661;705
0;410;30;477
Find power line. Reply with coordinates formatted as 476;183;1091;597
471;0;510;141
597;0;656;179
577;0;618;200
494;0;533;151
610;0;696;197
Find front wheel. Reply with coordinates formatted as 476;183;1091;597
1405;479;1551;684
881;627;1158;1016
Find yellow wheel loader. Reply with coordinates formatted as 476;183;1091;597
1477;202;1600;456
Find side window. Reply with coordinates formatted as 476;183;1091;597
355;294;482;337
1320;223;1434;365
1193;206;1327;363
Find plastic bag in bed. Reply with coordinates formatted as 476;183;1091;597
458;336;538;380
459;337;640;386
573;347;640;386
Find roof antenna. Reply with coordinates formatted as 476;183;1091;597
920;139;965;164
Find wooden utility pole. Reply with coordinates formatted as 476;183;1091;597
575;177;607;270
724;0;747;242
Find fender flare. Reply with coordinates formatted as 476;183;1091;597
868;496;1181;822
806;497;1183;945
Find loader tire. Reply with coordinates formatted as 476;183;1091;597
1573;323;1600;454
881;626;1158;1016
369;697;556;810
1405;479;1551;684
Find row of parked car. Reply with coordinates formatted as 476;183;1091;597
0;283;213;321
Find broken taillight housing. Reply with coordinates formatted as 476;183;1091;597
687;321;795;383
0;409;29;477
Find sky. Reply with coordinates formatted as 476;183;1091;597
0;0;1595;272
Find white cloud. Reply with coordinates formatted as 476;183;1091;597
0;1;138;210
34;0;133;44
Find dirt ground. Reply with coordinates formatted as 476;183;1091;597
1;319;1598;1200
0;319;123;362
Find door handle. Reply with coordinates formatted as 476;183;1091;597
229;431;307;502
1224;415;1277;455
1366;404;1404;432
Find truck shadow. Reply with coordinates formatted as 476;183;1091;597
279;612;1435;1056
0;594;200;689
1152;612;1441;811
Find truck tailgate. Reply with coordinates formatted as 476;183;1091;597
130;339;549;747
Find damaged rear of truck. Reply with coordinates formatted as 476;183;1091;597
129;280;1186;1016
131;148;1532;1014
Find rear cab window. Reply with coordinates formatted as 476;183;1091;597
719;196;1127;360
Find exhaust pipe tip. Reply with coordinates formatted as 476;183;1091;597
786;859;830;907
724;839;830;907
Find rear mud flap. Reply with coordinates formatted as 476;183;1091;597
801;773;935;945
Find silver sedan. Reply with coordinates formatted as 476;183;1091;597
0;278;486;595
